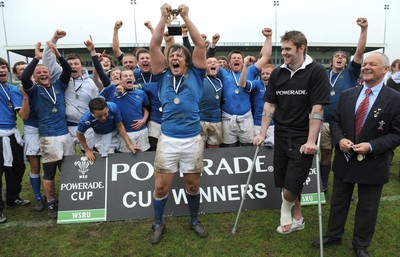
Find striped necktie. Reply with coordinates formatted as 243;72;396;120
354;88;372;138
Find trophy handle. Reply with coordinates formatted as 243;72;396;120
170;9;179;18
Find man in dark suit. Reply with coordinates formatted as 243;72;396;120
312;52;400;257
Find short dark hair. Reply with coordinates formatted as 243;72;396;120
122;53;136;60
12;61;27;74
228;50;244;62
391;59;400;69
281;30;308;55
216;56;228;62
167;44;191;66
0;58;10;72
89;97;107;113
66;53;83;65
135;48;149;60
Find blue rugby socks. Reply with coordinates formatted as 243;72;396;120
29;172;42;201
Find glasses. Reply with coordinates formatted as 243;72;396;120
334;54;347;59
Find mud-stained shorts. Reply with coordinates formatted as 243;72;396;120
200;121;222;146
23;125;40;157
147;121;161;139
40;133;75;163
320;122;333;150
154;134;204;173
119;128;151;152
222;115;254;144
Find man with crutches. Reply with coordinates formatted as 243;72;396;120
254;30;330;235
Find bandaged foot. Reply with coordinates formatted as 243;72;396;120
277;217;305;234
277;192;294;234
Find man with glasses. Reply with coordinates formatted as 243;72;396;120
319;17;368;193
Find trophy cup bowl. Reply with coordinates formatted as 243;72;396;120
168;8;182;36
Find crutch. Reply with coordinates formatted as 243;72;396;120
315;126;324;257
231;145;260;234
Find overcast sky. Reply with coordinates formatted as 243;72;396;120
0;0;398;63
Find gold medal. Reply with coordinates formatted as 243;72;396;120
357;154;365;161
215;94;220;100
174;97;180;104
52;107;58;113
330;90;335;96
235;89;239;94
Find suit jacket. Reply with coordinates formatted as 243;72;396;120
330;85;400;184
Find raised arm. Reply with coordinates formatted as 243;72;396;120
21;42;41;90
353;17;368;64
46;41;71;85
181;23;193;55
16;85;30;121
179;4;206;69
144;21;154;34
42;29;66;83
163;25;176;58
207;33;219;58
254;28;272;70
85;36;111;88
112;21;124;60
150;4;171;74
238;56;255;88
91;62;104;91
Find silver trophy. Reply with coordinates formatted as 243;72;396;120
168;9;182;35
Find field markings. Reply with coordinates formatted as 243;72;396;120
0;219;55;229
381;195;400;202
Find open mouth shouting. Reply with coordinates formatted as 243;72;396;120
0;71;7;83
125;78;134;91
71;68;80;78
171;61;182;74
141;62;151;72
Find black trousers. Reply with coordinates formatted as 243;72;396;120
0;134;26;209
326;175;383;248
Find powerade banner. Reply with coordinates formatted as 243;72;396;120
57;146;325;224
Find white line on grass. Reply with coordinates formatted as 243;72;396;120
0;219;55;229
381;195;400;202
